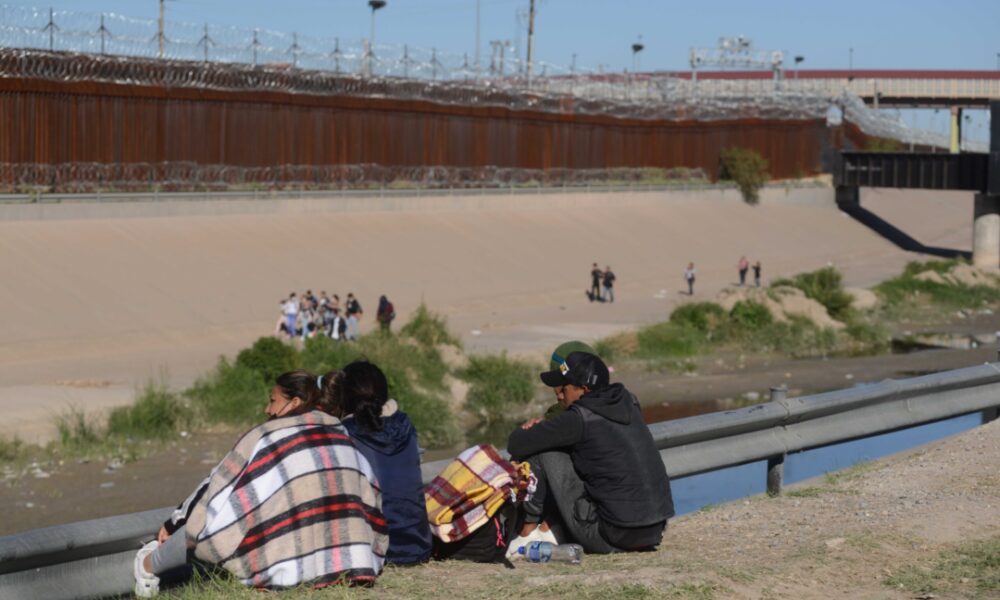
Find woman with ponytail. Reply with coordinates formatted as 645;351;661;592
133;370;388;597
322;361;432;565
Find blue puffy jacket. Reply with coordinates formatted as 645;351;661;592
342;402;432;565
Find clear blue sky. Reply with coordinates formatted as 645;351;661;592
9;0;1000;72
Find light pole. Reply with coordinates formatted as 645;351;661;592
794;55;804;80
366;0;386;77
849;47;853;71
631;37;644;73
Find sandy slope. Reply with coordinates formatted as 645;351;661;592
0;186;973;442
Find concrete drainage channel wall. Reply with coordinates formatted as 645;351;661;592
3;360;999;599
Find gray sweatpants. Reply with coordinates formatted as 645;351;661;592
149;530;188;575
523;451;617;554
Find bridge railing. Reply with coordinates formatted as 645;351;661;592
3;361;1000;599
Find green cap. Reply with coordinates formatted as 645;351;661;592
549;340;597;372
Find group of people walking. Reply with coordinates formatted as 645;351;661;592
587;263;617;303
133;343;673;595
277;290;396;341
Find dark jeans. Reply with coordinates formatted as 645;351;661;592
523;451;617;554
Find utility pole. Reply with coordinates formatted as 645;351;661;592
158;0;165;58
475;0;481;79
97;14;109;55
525;0;535;86
42;8;58;52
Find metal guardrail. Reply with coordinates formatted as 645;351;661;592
3;361;1000;599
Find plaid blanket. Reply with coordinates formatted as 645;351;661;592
424;444;534;542
181;411;388;588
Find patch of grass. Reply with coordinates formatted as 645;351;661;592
824;460;878;486
186;359;272;426
876;259;1000;310
784;486;824;498
728;301;773;330
0;436;25;462
107;380;189;440
670;302;727;333
399;303;462;348
458;353;536;424
593;331;638;362
234;336;300;384
54;408;104;454
774;267;853;320
636;322;704;359
886;536;1000;596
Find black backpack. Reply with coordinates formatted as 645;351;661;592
432;503;514;564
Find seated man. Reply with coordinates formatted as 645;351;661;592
507;351;673;554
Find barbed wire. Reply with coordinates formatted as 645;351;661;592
0;4;983;152
0;162;709;194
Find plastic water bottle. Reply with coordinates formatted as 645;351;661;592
517;541;584;564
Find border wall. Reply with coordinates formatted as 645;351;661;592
0;50;864;190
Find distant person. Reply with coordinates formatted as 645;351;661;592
346;293;363;340
322;361;433;565
738;256;749;287
376;295;396;333
330;294;341;313
589;262;603;302
133;370;387;597
753;261;762;288
282;293;299;339
328;307;347;340
684;262;696;296
506;352;673;555
602;266;616;304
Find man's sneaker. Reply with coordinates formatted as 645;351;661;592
535;527;558;545
134;540;160;598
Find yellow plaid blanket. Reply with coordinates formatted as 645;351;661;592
424;444;532;542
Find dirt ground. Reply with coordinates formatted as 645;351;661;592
372;414;1000;600
0;186;974;444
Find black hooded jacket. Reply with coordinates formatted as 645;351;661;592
508;383;674;530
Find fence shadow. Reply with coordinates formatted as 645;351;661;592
838;200;971;260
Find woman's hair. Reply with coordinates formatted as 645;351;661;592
337;360;389;432
318;369;345;416
275;369;339;415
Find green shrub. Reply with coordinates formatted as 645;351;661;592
636;322;703;358
781;267;853;320
876;260;1000;309
235;337;299;383
298;335;361;375
719;147;769;205
0;436;24;462
670;302;726;333
54;409;103;453
901;259;958;277
729;301;773;330
186;359;272;425
400;304;462;349
458;353;535;424
107;381;188;440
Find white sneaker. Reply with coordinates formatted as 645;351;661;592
134;540;161;598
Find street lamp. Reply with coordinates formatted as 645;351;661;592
794;55;804;79
631;37;644;73
366;0;386;77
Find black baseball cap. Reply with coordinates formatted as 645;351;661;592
539;351;610;389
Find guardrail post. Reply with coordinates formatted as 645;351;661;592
767;385;788;496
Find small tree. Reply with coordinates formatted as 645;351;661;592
720;147;770;205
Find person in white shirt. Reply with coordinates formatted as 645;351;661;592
282;293;299;339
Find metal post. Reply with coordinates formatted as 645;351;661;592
767;385;788;497
525;0;535;86
158;0;165;58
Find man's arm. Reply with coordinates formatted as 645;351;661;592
507;409;583;460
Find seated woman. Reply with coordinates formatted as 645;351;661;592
322;361;432;565
133;370;388;597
